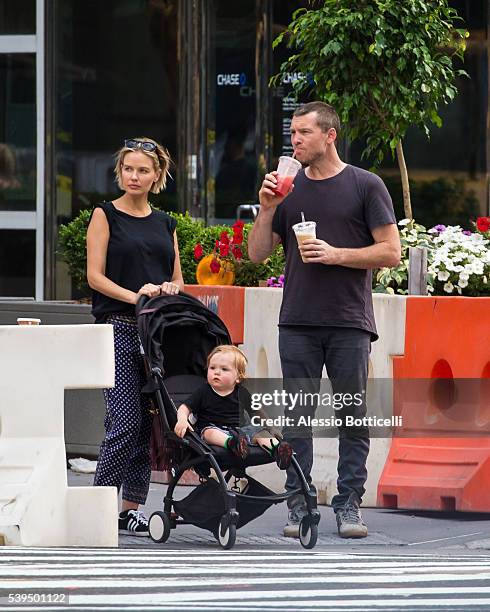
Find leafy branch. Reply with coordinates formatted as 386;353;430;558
273;0;469;219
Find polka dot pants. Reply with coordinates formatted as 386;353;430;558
93;318;153;505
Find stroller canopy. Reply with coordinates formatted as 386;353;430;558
136;292;231;379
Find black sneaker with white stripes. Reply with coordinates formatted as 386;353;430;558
119;509;149;537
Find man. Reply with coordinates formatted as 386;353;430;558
248;101;400;538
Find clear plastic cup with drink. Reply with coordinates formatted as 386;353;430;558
292;221;317;262
273;156;302;197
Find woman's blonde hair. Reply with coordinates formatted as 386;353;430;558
207;345;248;382
114;137;172;194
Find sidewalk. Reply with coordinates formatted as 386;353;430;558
68;470;490;554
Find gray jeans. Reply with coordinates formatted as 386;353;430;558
279;325;371;511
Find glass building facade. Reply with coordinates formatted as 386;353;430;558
0;0;488;299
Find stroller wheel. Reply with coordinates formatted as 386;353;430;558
149;511;171;543
217;518;236;550
299;517;318;549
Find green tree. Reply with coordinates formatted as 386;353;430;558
273;0;468;218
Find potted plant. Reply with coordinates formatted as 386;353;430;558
194;221;245;285
374;217;490;296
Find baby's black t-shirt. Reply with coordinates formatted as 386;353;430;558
184;383;252;432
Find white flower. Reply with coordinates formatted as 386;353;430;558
458;277;468;288
437;270;450;282
444;281;454;293
398;219;411;226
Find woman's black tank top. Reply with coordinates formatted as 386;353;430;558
90;201;177;322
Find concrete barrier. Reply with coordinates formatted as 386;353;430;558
0;301;106;457
241;289;407;504
0;324;118;546
378;296;490;511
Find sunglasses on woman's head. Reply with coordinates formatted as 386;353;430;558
124;139;157;152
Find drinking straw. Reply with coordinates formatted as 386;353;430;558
301;212;305;223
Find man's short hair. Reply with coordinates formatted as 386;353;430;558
293;102;341;134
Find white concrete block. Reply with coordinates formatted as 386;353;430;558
240;288;283;378
0;325;118;546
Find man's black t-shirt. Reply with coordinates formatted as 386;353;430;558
272;165;396;340
184;383;252;432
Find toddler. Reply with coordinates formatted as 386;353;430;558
174;345;293;469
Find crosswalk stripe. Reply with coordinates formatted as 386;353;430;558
56;587;490;606
3;548;490;610
0;544;490;561
11;604;490;612
1;563;488;574
2;571;490;588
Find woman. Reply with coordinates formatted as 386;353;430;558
87;137;184;536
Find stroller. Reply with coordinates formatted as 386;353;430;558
136;292;320;549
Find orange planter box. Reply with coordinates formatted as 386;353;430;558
184;285;245;344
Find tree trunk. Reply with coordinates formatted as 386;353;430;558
395;139;412;219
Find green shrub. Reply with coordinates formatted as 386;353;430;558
57;208;285;294
58;209;92;295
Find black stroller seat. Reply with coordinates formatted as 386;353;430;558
136;293;320;549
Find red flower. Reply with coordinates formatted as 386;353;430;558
219;243;230;257
232;245;243;260
219;231;230;245
193;243;203;260
232;221;244;245
476;216;490;233
210;258;221;274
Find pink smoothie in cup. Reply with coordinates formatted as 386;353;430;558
274;175;295;197
273;156;302;197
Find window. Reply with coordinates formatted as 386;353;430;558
52;0;178;298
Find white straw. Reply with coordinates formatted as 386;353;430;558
301;211;305;223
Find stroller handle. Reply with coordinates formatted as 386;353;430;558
136;294;149;312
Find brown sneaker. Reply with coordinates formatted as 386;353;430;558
273;441;293;470
227;431;249;460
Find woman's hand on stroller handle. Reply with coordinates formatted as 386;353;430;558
134;281;180;306
160;281;180;295
134;283;162;304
